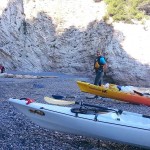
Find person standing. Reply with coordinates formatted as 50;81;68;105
94;50;107;86
0;64;5;73
93;50;107;99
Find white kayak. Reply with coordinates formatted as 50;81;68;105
9;98;150;148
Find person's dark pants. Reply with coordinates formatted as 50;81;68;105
94;70;104;86
0;67;5;73
94;70;104;98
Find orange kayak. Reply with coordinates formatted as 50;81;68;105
77;81;150;106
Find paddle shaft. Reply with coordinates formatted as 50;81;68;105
52;94;75;99
134;90;150;96
133;90;143;96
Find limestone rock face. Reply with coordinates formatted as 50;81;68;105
107;23;150;87
0;0;150;87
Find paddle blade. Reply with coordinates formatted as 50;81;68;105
44;97;75;105
52;95;64;99
52;94;75;99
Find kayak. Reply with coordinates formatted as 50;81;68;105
77;81;150;106
9;98;150;148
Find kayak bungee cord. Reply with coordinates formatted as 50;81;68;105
72;100;123;115
44;97;123;115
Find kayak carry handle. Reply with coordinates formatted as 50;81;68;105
20;98;34;104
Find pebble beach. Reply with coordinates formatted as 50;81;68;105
0;72;149;150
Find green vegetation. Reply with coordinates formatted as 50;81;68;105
104;0;150;23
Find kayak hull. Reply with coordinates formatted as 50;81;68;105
77;81;150;106
9;98;150;148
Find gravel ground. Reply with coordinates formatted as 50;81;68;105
0;73;149;150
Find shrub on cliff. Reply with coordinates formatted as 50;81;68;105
104;0;150;23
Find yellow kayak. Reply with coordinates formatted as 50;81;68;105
77;81;150;106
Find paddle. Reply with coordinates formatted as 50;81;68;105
44;97;123;115
134;90;150;96
52;94;100;100
52;94;75;99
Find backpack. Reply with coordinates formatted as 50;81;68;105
94;59;100;69
94;56;106;70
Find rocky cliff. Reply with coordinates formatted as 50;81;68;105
0;0;150;87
